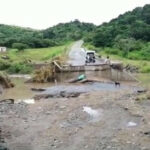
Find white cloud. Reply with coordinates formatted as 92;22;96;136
0;0;149;29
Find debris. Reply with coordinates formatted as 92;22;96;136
17;99;35;104
68;74;86;83
144;131;150;136
9;74;31;79
83;106;99;117
0;99;14;104
137;88;147;93
111;61;123;70
28;64;56;83
1;55;9;60
34;91;82;100
127;122;137;127
124;64;139;73
0;71;14;88
31;88;46;92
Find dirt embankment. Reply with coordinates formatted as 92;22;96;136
0;72;14;88
0;72;14;96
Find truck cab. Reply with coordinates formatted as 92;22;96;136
85;50;96;63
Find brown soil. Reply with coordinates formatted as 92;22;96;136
0;89;150;150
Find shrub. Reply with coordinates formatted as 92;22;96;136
127;52;141;60
0;59;11;70
7;63;32;74
12;43;28;51
104;48;120;55
140;65;150;73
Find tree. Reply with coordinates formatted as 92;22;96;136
142;4;150;24
92;27;113;47
12;43;28;51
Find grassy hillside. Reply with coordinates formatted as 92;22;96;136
0;42;72;74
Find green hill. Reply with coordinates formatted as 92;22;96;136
0;24;43;48
43;20;95;42
86;4;150;46
0;20;95;49
85;4;150;60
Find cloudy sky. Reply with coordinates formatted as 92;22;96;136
0;0;149;29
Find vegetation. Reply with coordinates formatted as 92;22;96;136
12;43;29;51
0;42;72;74
84;42;150;73
84;4;150;72
0;4;150;74
43;20;95;42
0;20;95;49
85;4;150;47
32;66;54;83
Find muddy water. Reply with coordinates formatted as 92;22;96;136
136;73;150;89
0;69;139;101
0;78;53;100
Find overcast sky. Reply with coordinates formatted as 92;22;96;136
0;0;149;29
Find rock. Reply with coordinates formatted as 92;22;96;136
0;99;14;104
34;94;55;100
137;88;147;93
31;88;46;92
34;91;82;100
1;56;9;60
45;111;51;115
111;62;123;70
144;131;150;136
124;64;139;73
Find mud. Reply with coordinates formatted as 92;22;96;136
1;88;150;150
34;82;132;100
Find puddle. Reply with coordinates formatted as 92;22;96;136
43;82;129;95
83;106;102;122
16;99;35;104
1;78;52;100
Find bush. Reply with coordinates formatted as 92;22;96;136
0;59;11;70
12;43;28;51
104;48;120;55
127;52;141;60
7;63;32;74
140;65;150;73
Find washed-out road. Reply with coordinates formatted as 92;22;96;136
68;40;105;66
0;41;150;150
68;40;86;66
